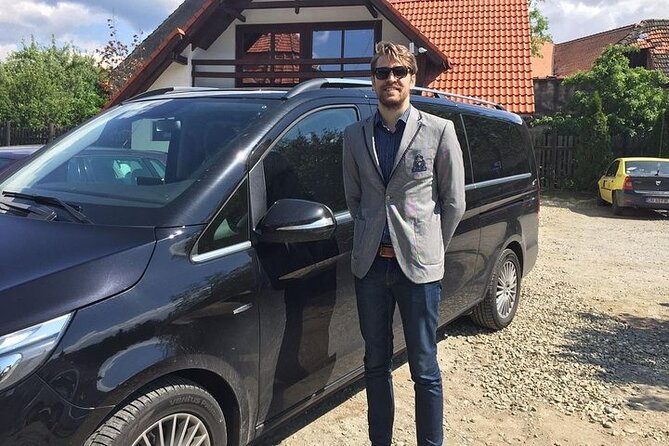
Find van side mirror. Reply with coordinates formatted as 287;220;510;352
255;199;336;244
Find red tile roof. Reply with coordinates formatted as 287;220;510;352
619;20;669;78
390;0;534;114
553;25;635;77
550;20;669;79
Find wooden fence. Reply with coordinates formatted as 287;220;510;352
0;121;70;146
529;127;577;190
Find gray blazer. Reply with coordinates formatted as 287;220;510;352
343;106;466;284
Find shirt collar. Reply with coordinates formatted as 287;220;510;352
374;106;412;130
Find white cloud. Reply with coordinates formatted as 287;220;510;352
0;0;185;60
0;1;108;33
538;0;668;43
0;1;109;59
0;42;18;59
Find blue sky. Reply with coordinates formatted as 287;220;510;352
0;1;666;60
0;0;184;59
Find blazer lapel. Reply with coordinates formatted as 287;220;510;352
362;116;384;180
391;106;422;174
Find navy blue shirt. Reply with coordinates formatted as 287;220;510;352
374;107;411;245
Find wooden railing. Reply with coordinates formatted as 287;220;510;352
192;57;371;82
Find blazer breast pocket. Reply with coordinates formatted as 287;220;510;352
404;149;433;179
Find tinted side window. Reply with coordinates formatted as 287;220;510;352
264;107;358;212
198;178;249;253
412;103;473;185
605;161;619;177
463;115;531;182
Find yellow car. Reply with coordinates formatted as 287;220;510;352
598;157;669;214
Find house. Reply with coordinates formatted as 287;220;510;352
110;0;534;114
554;20;669;78
532;19;669;116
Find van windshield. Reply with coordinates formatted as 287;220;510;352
0;98;273;226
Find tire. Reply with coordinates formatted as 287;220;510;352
597;190;607;206
471;249;521;330
612;191;624;215
85;377;227;446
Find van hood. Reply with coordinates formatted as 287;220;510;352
0;214;156;335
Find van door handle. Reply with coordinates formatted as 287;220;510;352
233;303;253;315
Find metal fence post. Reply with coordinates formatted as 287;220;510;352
48;123;55;142
4;121;10;146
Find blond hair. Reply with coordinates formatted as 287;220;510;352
371;41;418;74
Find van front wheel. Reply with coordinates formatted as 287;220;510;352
471;249;521;330
85;377;226;446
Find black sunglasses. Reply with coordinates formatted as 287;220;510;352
373;66;412;80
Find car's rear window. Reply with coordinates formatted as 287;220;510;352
0;98;275;226
625;161;669;176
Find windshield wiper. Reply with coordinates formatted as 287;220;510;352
0;197;58;221
1;191;92;224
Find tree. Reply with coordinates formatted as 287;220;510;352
97;19;144;98
573;91;612;190
529;0;551;57
0;39;105;129
563;45;669;153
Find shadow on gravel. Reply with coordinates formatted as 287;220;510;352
562;312;669;412
255;317;486;445
540;194;668;220
569;205;668;221
254;377;366;445
440;315;490;338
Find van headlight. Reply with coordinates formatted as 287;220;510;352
0;313;72;392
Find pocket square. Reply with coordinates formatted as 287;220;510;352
411;154;427;173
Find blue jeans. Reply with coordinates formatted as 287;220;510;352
355;256;443;446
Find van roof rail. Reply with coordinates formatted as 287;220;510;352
284;78;505;110
127;86;223;102
284;78;372;98
411;86;506;110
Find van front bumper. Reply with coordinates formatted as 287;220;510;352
0;374;106;446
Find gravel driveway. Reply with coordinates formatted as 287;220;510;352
260;195;669;446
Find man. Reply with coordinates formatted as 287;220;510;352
342;41;466;446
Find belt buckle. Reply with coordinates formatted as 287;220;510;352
379;245;395;258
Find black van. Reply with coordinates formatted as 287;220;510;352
0;80;538;446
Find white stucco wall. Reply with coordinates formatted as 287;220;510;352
149;5;413;90
148;46;193;90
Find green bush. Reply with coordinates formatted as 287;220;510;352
0;39;105;129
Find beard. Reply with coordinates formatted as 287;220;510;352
376;85;408;109
378;94;405;109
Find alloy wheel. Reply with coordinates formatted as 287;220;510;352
132;413;211;446
495;260;518;319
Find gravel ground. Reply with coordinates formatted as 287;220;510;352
260;195;669;446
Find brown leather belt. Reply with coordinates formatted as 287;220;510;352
378;244;396;258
